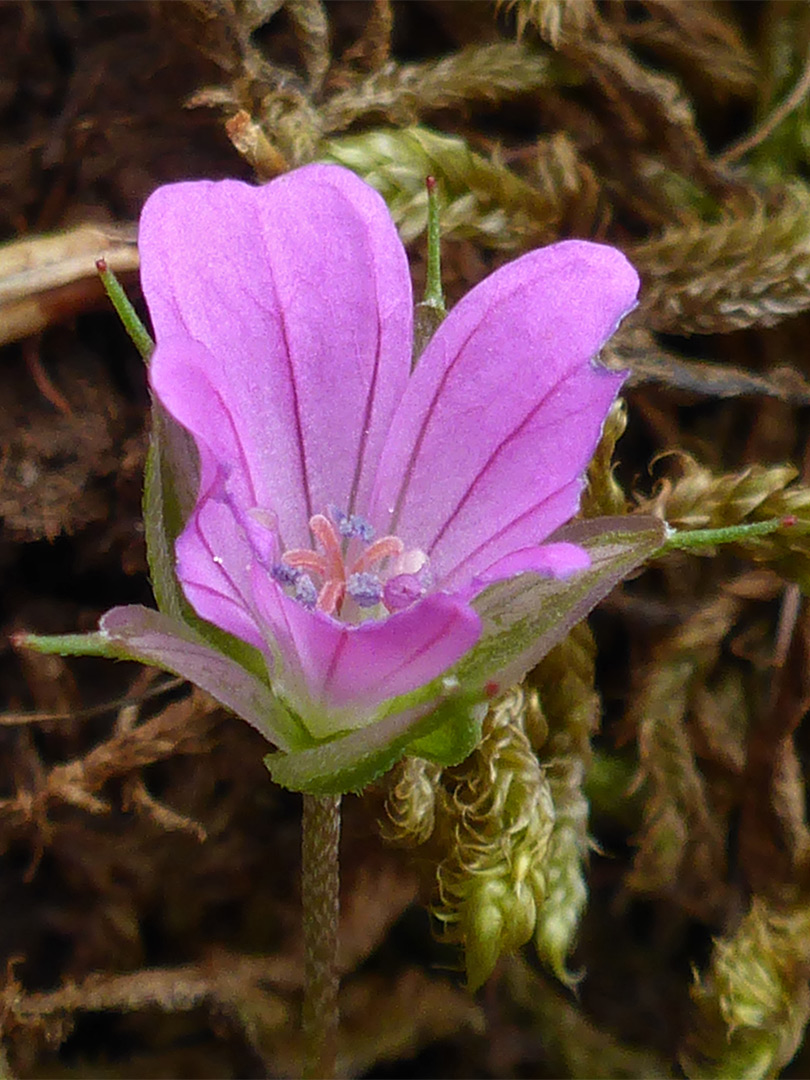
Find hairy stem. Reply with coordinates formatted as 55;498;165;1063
423;174;446;315
413;174;446;364
661;517;801;552
95;258;155;362
301;793;342;1079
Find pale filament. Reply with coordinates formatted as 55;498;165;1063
281;513;406;615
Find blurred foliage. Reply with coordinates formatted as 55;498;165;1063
6;0;810;1077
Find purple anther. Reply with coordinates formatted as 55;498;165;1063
271;562;300;587
338;513;375;542
346;571;383;608
294;574;318;609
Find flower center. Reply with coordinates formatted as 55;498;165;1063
270;509;429;619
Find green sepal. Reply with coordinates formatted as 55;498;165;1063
406;697;486;766
16;631;120;659
143;407;190;625
265;683;486;795
413;175;447;364
143;401;267;684
20;606;309;752
96;260;155;362
456;515;668;692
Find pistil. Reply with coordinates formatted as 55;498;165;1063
273;509;425;619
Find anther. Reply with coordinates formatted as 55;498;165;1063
294;574;318;609
329;507;375;542
271;562;300;586
347;572;383;608
339;514;375;542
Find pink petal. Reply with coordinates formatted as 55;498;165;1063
251;569;482;737
149;338;250;507
469;541;591;594
368;241;638;590
174;494;268;652
142;164;412;550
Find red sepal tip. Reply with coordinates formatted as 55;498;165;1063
96;257;108;273
484;681;500;698
425;175;436;193
782;515;798;527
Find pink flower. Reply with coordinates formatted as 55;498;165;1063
138;164;638;740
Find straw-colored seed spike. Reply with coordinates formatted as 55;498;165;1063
259;92;325;168
627;592;745;909
532;622;600;760
224;111;289;180
681;898;810;1080
323;125;599;251
283;0;330;93
581;398;628;518
639;454;800;529
638;454;810;588
321;43;557;134
433;688;555;991
502;0;601;47
379;756;442;847
633;184;810;334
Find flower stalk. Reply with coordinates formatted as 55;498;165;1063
660;516;802;552
301;792;341;1080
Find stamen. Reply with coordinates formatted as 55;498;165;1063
338;514;375;542
273;505;428;620
351;536;405;574
271;562;300;587
294;574;318;609
347;572;383;608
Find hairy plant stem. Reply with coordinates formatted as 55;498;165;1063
301;793;342;1080
95;259;155;362
661;517;803;552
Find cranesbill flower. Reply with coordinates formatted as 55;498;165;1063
136;163;638;745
